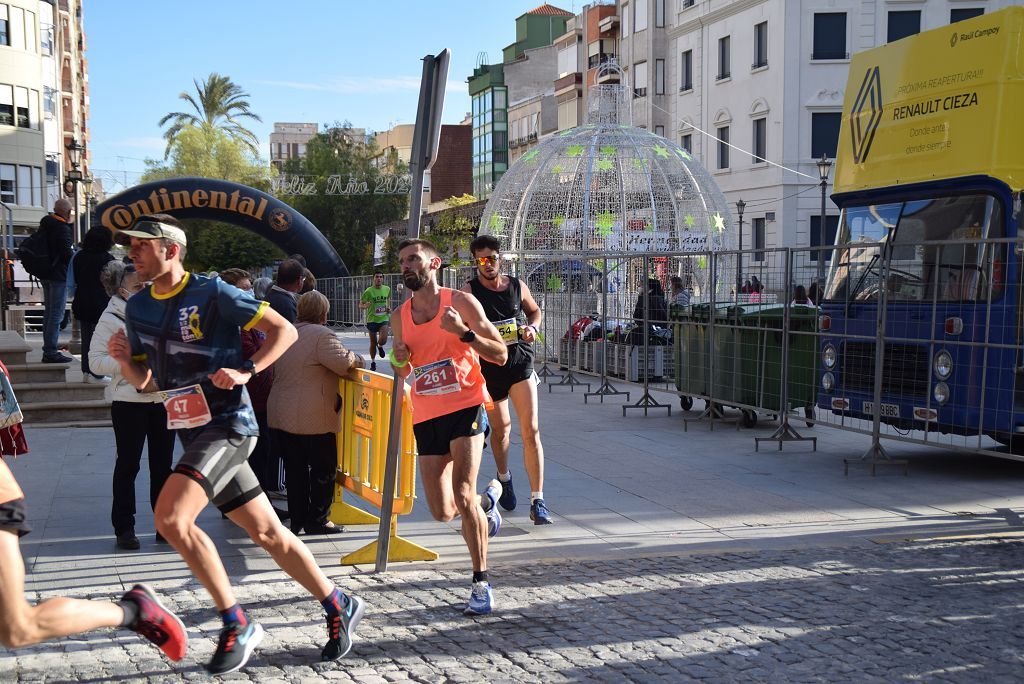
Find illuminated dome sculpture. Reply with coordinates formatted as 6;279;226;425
478;66;735;300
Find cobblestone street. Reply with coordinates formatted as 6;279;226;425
5;536;1023;682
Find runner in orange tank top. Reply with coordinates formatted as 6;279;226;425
390;238;509;616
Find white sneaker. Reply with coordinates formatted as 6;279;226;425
84;374;109;384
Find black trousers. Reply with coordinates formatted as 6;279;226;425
110;401;175;534
248;411;281;492
80;319;96;376
275;430;337;533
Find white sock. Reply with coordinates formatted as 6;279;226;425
497;471;511;482
531;491;543;503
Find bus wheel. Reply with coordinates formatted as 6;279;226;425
679;396;693;411
804;407;816;428
741;410;757;429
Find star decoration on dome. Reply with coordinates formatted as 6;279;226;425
595;159;614;172
599;145;616;156
553;215;566;229
684;215;696;227
525;224;538;237
566;145;585;157
676;148;692;161
711;212;726;232
490;214;506;231
653;145;670;158
644;221;655;232
633;158;648;169
521;149;540;162
551;164;564;175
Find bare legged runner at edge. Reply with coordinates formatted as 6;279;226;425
107;213;365;675
463;235;552;525
389;238;508;615
0;458;188;664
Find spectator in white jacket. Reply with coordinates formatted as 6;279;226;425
89;261;175;551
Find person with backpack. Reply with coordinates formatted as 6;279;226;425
28;199;74;363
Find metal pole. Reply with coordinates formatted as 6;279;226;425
817;176;826;293
73;181;81;244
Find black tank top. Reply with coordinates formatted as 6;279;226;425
468;276;527;347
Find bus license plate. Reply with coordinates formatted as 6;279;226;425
863;402;900;418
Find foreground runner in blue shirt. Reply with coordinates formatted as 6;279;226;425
107;214;364;675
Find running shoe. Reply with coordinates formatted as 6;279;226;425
378;345;386;357
205;621;264;675
482;479;502;538
370;361;377;371
530;498;554;525
121;584;188;661
463;581;494;616
321;594;366;661
497;474;517;511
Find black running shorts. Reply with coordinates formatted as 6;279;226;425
0;496;31;537
413;404;489;457
175;427;263;513
480;344;536;402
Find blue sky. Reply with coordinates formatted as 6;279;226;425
85;0;557;192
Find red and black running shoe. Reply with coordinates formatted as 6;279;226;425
121;583;188;661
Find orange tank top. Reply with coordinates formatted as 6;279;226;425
400;288;491;424
0;457;24;505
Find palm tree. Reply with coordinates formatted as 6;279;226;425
158;73;262;158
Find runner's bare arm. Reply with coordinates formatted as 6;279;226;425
448;291;508;366
208;306;297;389
358;291;370;310
107;328;153;389
389;310;411;378
518;279;543;342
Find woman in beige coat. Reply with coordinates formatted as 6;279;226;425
268;291;363;535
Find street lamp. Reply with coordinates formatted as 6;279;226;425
736;198;746;299
65;139;85;243
816;153;832;294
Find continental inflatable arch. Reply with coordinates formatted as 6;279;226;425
94;177;349;277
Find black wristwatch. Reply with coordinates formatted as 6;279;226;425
460;329;477;344
239;359;257;380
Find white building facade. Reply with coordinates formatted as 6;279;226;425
612;0;1014;284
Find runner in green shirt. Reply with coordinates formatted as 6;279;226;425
359;271;392;371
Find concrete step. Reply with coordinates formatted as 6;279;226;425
21;399;112;424
0;331;32;367
25;419;113;429
14;381;108;403
5;363;70;384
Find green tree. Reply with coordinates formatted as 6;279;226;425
158;73;262;159
142;126;283;271
283;125;408;275
426;194;479;266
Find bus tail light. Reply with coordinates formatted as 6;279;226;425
820;315;831;331
945;317;963;335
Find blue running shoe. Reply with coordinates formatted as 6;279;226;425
464;581;494;616
497;474;517;511
205;621;264;675
482;479;502;537
530;498;553;525
321;594;366;661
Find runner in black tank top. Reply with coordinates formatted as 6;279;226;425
463;235;554;525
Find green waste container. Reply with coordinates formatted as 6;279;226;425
710;305;743;407
673;303;739;410
733;303;819;416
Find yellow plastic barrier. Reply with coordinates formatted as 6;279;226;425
330;369;438;565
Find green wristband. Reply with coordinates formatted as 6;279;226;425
388;349;409;368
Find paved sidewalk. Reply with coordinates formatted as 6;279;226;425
2;331;1023;681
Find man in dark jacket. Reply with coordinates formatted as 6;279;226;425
264;258;303;323
39;199;75;363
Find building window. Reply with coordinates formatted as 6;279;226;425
635;0;648;32
951;8;984;23
681;0;695;7
588;39;614;69
40;22;53;55
752;118;766;164
0;6;8;46
655;59;665;95
15;86;29;128
813;13;847;60
811;112;841;159
633;61;648;97
888;11;920;43
680;50;693;91
810;214;840;262
622;3;629;37
717;126;730;169
655;0;665;28
16;165;31;205
43;86;56;118
753;21;768;68
0;165;13;204
9;5;22;50
718;36;731;80
752;218;765;260
655;125;665;138
558;44;577;75
0;84;12;126
681;133;692;153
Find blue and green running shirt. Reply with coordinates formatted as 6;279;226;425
125;272;268;438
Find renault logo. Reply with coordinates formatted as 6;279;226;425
850;66;884;164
